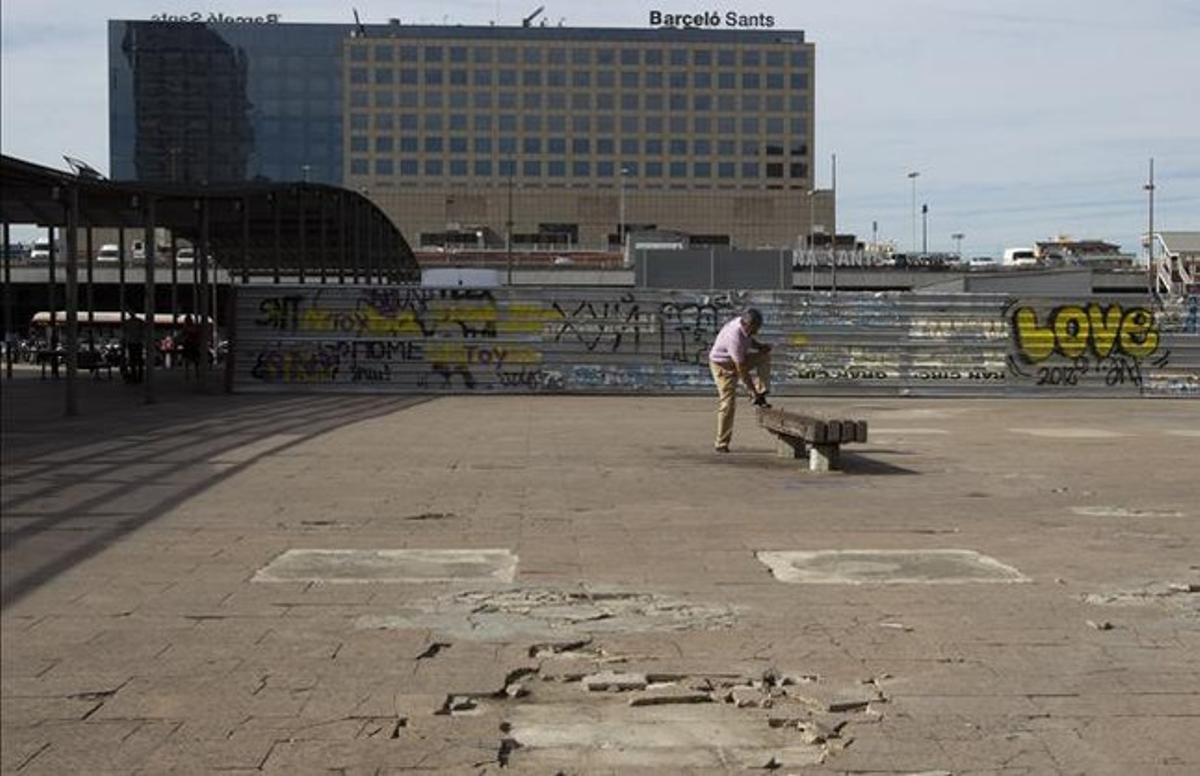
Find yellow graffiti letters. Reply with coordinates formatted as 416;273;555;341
1014;308;1055;362
1118;308;1159;358
1087;303;1123;358
1013;303;1159;363
1051;306;1090;359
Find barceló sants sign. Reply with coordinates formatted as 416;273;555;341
150;11;281;23
649;10;775;28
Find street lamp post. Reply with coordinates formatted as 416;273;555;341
951;232;965;260
907;171;920;254
1144;157;1155;295
807;189;817;292
921;203;929;254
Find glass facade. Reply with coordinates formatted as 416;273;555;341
110;21;345;184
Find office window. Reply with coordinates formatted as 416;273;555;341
718;117;736;134
573;161;591;176
573;115;591;132
449;46;467;63
644;49;663;65
742;73;760;89
523;48;541;64
741;140;758;155
350;136;368;152
693;162;711;177
425;46;443;62
766;73;784;90
499;137;516;154
597;160;615;177
350;46;368;62
718;161;736;178
741;117;760;134
547;115;566;132
548;92;567;109
742;95;760;111
621;71;639;89
669;116;687;133
498;92;518;108
669;72;687;89
694;50;712;66
400;159;418;175
523;115;542;132
693;116;711;133
766;95;784;112
523;137;541;154
741;162;759;177
596;48;615;64
669;49;687;66
499;115;517;132
645;72;663;89
572;138;590;154
350;113;368;130
523;70;542;86
572;93;591;110
596;138;615;155
350;158;368;174
621;94;639;111
620;138;639;155
548;48;567;64
424;137;443;152
645;93;663;110
694;95;712;111
425;159;443;175
474;137;492;153
620;48;639;65
766;163;783;178
717;49;735;66
473;70;492;86
422;114;441;131
597;93;614;110
597;71;615;88
621;161;639;175
475;159;492;176
644;116;662;133
425;69;443;86
548;160;566;177
718;94;736;111
669;161;687;178
789;95;807;112
400;113;417;130
571;48;591;65
645;139;663;155
718;72;736;89
498;47;517;63
473;115;492;131
443;69;464;86
791;118;807;133
399;46;418;62
523;160;541;176
572;71;591;87
349;67;367;84
448;160;467;176
449;137;467;153
694;139;711;155
669;139;687;155
790;73;808;89
449;92;468;108
766;117;785;134
790;50;808;67
548;137;566;153
524;92;542;109
498;69;517;86
548;70;566;87
669;94;687;111
790;141;808;156
597;115;614;132
694;71;711;89
375;136;393;152
499;159;515;176
621;116;640;134
374;68;393;84
425;92;442;108
790;162;808;178
742;50;760;67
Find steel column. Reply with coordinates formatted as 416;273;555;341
143;197;156;404
64;186;79;416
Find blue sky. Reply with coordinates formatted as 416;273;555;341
3;0;1197;256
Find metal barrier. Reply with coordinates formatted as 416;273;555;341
234;286;1200;397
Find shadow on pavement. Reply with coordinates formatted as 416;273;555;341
1;372;429;609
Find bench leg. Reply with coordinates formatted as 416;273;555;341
809;443;840;472
775;436;806;459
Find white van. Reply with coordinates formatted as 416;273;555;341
30;238;51;262
96;244;120;263
175;246;195;266
1003;247;1038;267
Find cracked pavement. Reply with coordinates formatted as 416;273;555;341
2;376;1198;774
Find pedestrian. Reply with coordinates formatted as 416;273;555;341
180;315;201;380
123;311;145;384
708;308;772;453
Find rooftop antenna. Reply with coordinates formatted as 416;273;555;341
522;5;545;27
63;155;105;181
352;8;366;36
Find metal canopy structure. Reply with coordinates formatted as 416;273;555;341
1;154;419;415
1;154;419;283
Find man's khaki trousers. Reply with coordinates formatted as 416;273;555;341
709;352;771;449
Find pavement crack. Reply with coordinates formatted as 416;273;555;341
14;742;50;772
416;641;452;660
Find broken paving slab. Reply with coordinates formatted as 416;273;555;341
506;702;823;769
252;549;517;584
756;550;1027;584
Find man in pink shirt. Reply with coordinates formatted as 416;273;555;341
708;308;772;452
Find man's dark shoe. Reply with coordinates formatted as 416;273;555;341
752;393;771;408
714;445;730;454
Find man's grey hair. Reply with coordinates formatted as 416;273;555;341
741;308;764;327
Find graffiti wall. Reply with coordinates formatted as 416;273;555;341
234;286;1200;397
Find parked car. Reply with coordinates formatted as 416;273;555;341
95;244;120;263
175;247;195;266
30;238;51;263
967;256;998;271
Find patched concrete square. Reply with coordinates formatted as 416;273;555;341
756;550;1027;584
252;549;517;584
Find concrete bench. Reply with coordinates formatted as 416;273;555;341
757;407;868;472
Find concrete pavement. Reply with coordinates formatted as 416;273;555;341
2;375;1198;773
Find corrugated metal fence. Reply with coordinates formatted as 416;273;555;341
235;285;1200;397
